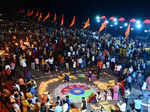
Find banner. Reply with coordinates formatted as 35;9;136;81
69;16;75;27
124;23;131;40
61;15;64;25
83;18;90;29
53;13;56;22
43;12;50;22
38;13;42;21
99;20;107;33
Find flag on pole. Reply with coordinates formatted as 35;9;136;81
83;18;90;29
38;13;42;21
69;16;75;27
61;15;64;25
98;20;107;33
43;12;50;22
124;23;131;40
27;10;33;16
53;13;56;22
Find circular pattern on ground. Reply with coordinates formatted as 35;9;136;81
70;88;84;95
54;83;98;103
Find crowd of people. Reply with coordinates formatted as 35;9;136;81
0;17;150;112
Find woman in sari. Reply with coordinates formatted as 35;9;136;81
113;83;119;101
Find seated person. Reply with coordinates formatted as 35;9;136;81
64;74;69;82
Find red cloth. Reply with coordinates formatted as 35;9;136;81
120;80;125;96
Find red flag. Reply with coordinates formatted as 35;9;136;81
18;9;25;13
61;15;64;25
69;16;75;27
124;23;131;39
98;20;107;33
43;12;50;22
53;13;56;22
38;13;42;21
83;18;90;29
27;10;33;16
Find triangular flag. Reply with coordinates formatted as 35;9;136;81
98;20;107;33
38;13;42;21
61;15;64;25
43;12;50;22
27;10;33;16
83;18;90;29
124;23;131;40
69;16;75;27
53;13;56;22
26;36;29;42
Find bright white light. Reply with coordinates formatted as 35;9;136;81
95;15;101;23
106;20;109;24
136;20;141;24
120;26;123;29
131;28;134;31
96;16;100;20
114;18;117;22
110;24;113;27
144;30;148;33
124;23;128;27
136;24;142;29
96;19;101;23
114;22;118;25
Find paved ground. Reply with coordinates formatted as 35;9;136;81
27;68;150;111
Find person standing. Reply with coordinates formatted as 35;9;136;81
35;57;39;71
134;97;142;112
72;59;76;73
66;96;70;112
54;102;62;112
117;100;126;112
81;97;87;112
113;83;119;101
146;76;150;90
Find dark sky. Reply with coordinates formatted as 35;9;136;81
26;0;150;18
1;0;150;19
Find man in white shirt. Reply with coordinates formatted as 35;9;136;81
73;60;76;73
5;64;11;70
106;61;110;69
22;58;27;68
111;57;116;63
129;66;133;74
48;57;54;71
134;97;142;112
117;101;126;112
78;57;83;69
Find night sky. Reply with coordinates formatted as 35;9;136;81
1;0;150;19
27;0;150;18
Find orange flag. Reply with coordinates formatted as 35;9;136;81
53;13;56;22
38;13;42;21
98;20;107;33
27;10;33;16
61;15;64;25
69;16;75;27
83;18;90;29
124;23;131;40
43;12;50;22
26;36;29;42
